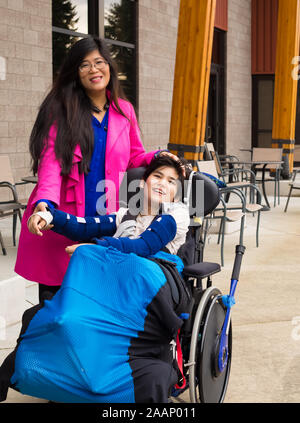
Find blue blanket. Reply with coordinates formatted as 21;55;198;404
8;245;187;403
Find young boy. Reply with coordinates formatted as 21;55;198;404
28;156;190;259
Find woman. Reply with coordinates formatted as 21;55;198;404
15;36;179;299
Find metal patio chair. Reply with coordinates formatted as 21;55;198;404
0;155;27;255
284;168;300;212
205;142;257;202
251;147;283;207
197;160;262;266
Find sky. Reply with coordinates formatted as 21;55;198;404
72;0;122;34
72;0;88;34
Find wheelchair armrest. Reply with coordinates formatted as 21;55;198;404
182;262;221;279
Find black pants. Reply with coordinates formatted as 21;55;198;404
38;283;60;303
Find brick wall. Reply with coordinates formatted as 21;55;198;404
0;0;52;200
138;0;179;152
226;0;252;160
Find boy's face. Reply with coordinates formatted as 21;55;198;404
143;165;180;211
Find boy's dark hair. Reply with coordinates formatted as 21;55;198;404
143;155;187;189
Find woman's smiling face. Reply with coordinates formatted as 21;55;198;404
78;49;110;95
143;165;180;212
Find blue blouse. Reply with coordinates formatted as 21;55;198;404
85;110;109;216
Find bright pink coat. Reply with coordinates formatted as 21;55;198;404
15;98;158;285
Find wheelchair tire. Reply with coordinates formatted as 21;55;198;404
189;287;232;403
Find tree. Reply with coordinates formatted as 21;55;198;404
105;1;137;105
52;0;80;78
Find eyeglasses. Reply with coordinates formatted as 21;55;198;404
79;59;108;73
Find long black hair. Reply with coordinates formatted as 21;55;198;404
30;36;129;176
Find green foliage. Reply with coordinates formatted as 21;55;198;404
53;0;79;30
105;1;136;105
52;0;80;78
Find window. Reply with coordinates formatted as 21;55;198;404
252;75;275;148
52;0;88;78
52;0;138;106
253;75;300;166
206;29;226;155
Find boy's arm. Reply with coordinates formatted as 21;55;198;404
93;214;177;257
29;208;117;242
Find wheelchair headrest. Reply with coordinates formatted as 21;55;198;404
119;167;220;218
118;167;146;210
185;171;220;217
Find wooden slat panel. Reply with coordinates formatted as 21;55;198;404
170;2;190;147
272;0;300;172
252;0;278;74
169;0;216;166
199;3;216;148
271;0;278;72
214;0;228;31
265;0;272;72
257;0;265;72
251;0;258;74
181;0;201;156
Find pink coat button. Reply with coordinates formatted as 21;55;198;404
107;170;111;175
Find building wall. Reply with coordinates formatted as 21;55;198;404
138;0;179;152
0;0;254;188
0;0;52;200
226;0;252;159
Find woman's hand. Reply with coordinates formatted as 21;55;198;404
27;202;53;236
65;243;91;257
158;151;186;177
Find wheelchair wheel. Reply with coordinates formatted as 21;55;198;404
189;287;232;403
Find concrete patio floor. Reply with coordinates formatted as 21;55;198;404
0;192;300;403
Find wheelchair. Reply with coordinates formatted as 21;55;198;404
0;167;245;404
123;167;245;403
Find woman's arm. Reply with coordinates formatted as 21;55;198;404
31;125;63;207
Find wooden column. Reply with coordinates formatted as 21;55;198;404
272;0;300;173
168;0;216;167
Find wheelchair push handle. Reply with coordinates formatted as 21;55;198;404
231;245;246;282
217;245;246;374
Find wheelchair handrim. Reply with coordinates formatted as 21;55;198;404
188;287;221;403
198;295;232;403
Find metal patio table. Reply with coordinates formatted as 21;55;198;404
224;160;283;210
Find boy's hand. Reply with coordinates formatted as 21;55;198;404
65;243;91;257
27;202;53;236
